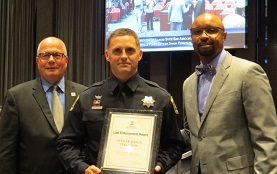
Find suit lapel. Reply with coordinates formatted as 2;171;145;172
200;52;232;126
190;73;202;128
32;78;59;134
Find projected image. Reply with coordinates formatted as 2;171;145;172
105;0;247;52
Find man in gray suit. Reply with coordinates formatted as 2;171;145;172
0;37;87;174
183;13;277;173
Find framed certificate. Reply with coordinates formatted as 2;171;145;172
97;108;163;174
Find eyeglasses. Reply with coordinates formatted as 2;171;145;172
190;26;224;37
38;52;66;60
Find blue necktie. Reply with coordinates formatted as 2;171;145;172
195;64;216;76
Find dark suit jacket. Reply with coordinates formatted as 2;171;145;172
0;78;86;174
183;52;277;173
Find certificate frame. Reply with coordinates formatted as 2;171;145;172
97;108;163;174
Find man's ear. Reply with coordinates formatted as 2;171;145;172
105;50;110;62
223;32;227;41
138;50;143;61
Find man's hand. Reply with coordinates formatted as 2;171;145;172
85;165;161;174
85;165;101;174
155;165;161;172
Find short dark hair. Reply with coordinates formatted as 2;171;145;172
106;28;140;49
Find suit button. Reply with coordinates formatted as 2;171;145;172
198;135;205;141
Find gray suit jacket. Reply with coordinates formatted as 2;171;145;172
0;78;86;174
183;52;277;174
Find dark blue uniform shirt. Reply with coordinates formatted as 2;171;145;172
57;73;185;174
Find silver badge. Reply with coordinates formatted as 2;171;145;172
142;96;155;108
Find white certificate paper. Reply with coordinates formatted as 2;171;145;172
104;113;154;170
97;109;163;174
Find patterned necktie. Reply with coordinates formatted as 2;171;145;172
195;64;216;76
52;85;64;133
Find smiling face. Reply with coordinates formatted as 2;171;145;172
36;37;68;84
105;33;143;83
191;13;227;64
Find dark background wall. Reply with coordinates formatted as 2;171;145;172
1;0;277;124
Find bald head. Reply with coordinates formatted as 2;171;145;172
190;13;227;64
37;37;67;56
192;13;225;30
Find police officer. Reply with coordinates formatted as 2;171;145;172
57;28;185;174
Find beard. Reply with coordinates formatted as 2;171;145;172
196;42;215;57
198;48;214;57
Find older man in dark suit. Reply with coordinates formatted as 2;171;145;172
0;37;86;174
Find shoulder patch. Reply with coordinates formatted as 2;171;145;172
171;96;179;115
70;95;80;111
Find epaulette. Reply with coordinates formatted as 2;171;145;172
85;80;106;91
142;78;169;94
91;80;105;87
143;78;159;87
